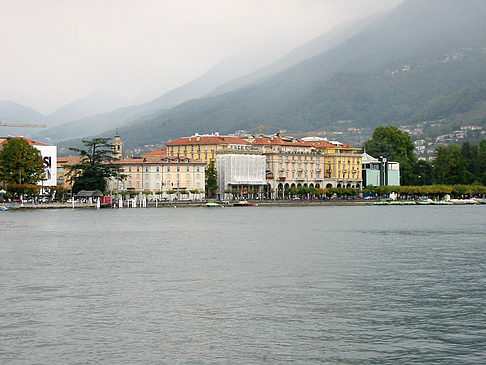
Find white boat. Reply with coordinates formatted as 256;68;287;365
233;200;258;207
0;205;9;211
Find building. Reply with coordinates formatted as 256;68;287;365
0;137;57;188
56;156;82;189
166;133;251;165
112;133;123;159
251;136;362;198
362;152;400;186
217;154;266;199
107;155;206;199
166;132;363;199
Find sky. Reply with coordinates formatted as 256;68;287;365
0;0;403;114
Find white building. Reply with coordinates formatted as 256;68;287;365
217;154;266;199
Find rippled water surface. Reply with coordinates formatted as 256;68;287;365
1;206;486;363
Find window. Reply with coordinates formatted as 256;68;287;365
186;166;190;172
156;166;160;172
177;166;180;172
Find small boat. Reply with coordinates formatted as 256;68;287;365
233;200;258;207
206;202;221;207
0;205;9;211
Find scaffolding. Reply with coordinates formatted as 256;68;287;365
217;154;267;198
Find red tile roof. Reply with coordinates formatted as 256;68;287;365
166;136;250;145
251;137;357;149
0;136;47;146
57;156;82;165
142;149;167;156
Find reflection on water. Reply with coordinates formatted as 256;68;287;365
1;206;485;363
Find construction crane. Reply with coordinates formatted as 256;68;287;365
1;121;46;128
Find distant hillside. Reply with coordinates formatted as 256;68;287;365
210;12;384;97
47;90;128;127
411;86;486;124
0;100;45;136
36;49;285;142
107;0;486;148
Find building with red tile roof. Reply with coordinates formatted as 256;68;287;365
166;133;251;165
106;155;205;197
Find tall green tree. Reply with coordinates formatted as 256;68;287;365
0;138;45;185
433;144;474;185
364;126;417;185
409;159;434;185
68;138;125;193
205;160;218;198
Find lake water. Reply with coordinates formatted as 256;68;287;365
1;205;485;364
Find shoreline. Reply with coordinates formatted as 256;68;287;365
3;198;485;210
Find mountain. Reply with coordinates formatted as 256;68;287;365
104;0;486;148
45;11;394;145
0;100;45;136
136;48;287;108
210;12;384;97
36;49;285;142
47;90;128;127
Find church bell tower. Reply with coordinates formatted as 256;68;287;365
113;133;123;159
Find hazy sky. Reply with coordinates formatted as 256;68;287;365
0;0;402;114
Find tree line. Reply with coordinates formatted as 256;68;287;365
364;126;486;186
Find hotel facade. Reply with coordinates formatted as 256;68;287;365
168;133;363;199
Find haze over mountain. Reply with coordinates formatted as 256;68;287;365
210;12;384;97
102;0;485;149
34;48;301;142
46;90;128;127
36;9;392;144
0;100;45;136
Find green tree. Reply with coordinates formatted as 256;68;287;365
68;138;125;194
0;138;45;185
364;126;417;185
433;144;474;185
205;161;218;198
410;160;433;185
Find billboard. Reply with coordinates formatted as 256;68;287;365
34;145;57;186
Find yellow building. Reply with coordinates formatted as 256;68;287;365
165;132;362;198
56;156;82;190
166;133;251;165
245;136;362;198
